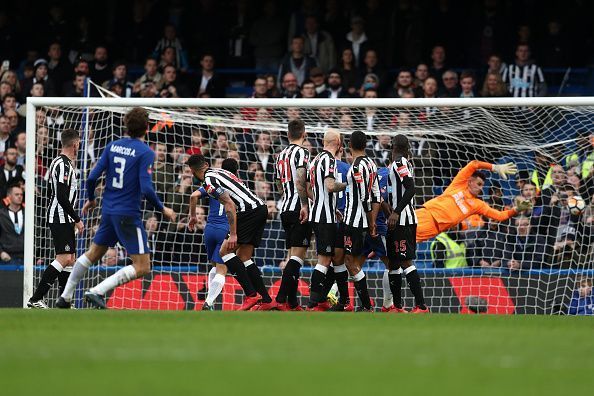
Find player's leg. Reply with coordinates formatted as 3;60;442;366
58;214;118;307
396;225;428;313
276;212;310;309
203;226;228;310
84;215;150;309
57;255;75;296
343;227;372;311
308;223;335;310
57;243;108;308
219;239;258;308
30;224;76;308
236;205;273;308
327;223;350;308
416;208;440;243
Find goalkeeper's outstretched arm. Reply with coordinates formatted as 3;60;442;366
476;200;532;222
445;160;517;194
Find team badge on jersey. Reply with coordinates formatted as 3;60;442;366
397;165;410;177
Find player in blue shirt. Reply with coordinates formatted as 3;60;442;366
188;159;237;311
57;108;176;309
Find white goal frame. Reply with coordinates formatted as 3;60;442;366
23;96;594;308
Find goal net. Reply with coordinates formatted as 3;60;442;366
24;97;594;314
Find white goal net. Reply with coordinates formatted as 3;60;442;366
24;97;594;314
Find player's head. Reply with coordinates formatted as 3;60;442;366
186;154;210;181
323;128;342;156
61;129;80;152
221;158;239;176
392;134;410;159
288;118;306;142
125;107;149;139
468;171;487;197
349;130;367;152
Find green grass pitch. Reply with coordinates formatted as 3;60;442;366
0;310;592;396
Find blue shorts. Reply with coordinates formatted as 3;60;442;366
204;224;228;264
362;233;387;258
93;213;149;255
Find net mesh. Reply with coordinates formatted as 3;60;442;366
30;98;594;314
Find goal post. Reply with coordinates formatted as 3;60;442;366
24;96;594;313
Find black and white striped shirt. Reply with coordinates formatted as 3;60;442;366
308;150;337;224
502;63;545;97
276;144;310;213
47;155;79;224
387;156;417;226
203;168;263;213
344;156;380;228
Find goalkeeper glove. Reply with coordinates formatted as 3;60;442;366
516;200;533;212
492;163;518;180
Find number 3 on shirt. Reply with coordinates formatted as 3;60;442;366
112;156;126;189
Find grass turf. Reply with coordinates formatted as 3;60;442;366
0;310;592;396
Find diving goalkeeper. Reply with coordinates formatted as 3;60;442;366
416;160;532;242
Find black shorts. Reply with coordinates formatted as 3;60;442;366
312;223;336;256
281;211;312;249
386;224;417;262
236;205;268;247
335;222;345;249
344;225;368;257
49;223;76;255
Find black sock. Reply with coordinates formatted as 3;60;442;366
334;269;350;305
57;270;71;296
354;274;372;309
224;256;256;297
286;261;302;308
405;268;426;308
309;267;327;306
245;261;272;303
388;271;403;308
277;259;301;305
322;266;335;296
31;264;61;302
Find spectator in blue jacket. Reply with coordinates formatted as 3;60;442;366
567;278;594;315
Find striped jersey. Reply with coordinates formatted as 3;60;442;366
344;156;380;228
502;63;545;97
308;150;337;224
276;143;309;213
46;154;78;224
203;168;263;212
387;156;418;226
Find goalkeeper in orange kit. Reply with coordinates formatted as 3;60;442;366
416;160;533;242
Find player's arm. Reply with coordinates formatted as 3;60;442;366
140;151;176;221
447;160;517;193
476;200;531;222
296;167;309;222
324;158;346;192
84;145;111;215
188;187;206;231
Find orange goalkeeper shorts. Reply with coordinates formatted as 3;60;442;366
416;207;440;242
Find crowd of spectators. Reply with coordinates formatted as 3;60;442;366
1;0;594;277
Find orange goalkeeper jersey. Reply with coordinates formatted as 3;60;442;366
418;160;517;241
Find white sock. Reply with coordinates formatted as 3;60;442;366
314;264;328;274
208;267;217;287
352;270;365;282
90;265;137;296
61;254;91;301
50;260;64;272
382;270;393;308
206;274;225;306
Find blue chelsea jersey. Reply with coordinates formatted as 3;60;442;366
335;160;351;212
198;187;229;231
375;167;389;235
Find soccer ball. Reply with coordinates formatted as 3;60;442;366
567;196;586;216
